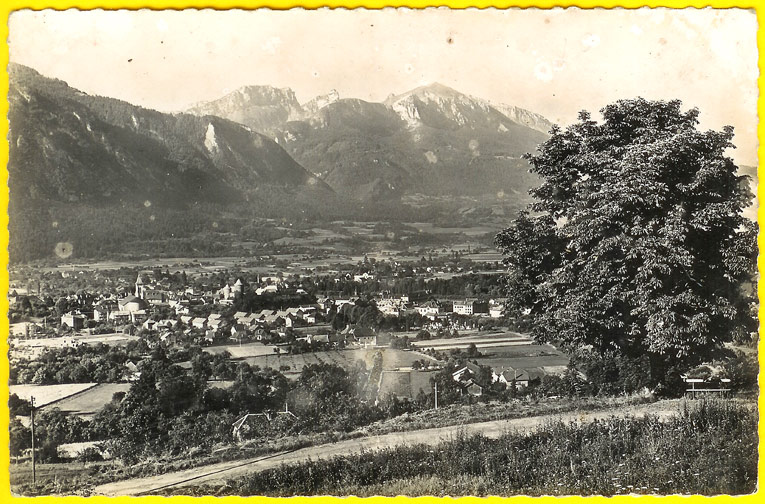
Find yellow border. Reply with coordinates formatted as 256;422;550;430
0;1;762;7
0;3;762;504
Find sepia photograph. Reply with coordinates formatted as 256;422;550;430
4;7;760;497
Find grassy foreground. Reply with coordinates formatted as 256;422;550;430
11;395;652;496
176;399;757;497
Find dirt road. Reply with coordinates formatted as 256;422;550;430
94;400;680;496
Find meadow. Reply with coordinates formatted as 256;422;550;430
40;383;132;418
10;383;97;409
231;347;434;377
205;342;278;359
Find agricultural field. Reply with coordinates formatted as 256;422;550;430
9;383;98;409
241;348;436;378
411;330;533;350
404;222;498;236
378;370;439;400
40;383;132;418
204;342;279;359
272;225;388;246
12;332;139;349
413;331;570;374
463;251;504;262
31;233;497;279
10;333;141;360
474;346;569;373
13;381;235;425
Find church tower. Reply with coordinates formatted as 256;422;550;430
135;275;145;299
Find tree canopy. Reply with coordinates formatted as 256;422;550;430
496;98;757;378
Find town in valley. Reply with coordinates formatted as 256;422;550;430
5;8;760;498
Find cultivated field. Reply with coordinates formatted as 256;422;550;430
13;381;236;425
12;332;139;349
378;370;439;400
240;348;436;377
10;383;98;409
411;330;533;350
475;346;569;372
10;333;141;360
413;331;570;373
41;383;132;418
30;221;499;278
404;222;498;236
205;342;279;359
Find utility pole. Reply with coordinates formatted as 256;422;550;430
434;381;438;410
30;396;36;485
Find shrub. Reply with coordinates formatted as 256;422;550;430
77;446;104;463
720;351;758;393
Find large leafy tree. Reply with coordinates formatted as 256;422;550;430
496;99;757;378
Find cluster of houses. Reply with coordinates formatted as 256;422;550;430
450;361;550;396
33;272;512;352
53;275;302;341
375;296;506;319
50;276;406;348
57;288;507;340
52;273;299;329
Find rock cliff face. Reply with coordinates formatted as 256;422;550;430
301;89;341;117
187;85;304;134
489;102;553;134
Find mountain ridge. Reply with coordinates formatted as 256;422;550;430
186;79;550;200
7;63;341;214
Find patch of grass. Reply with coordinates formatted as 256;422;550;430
10;461;106;496
181;398;756;497
359;394;655;436
11;431;355;496
10;395;656;496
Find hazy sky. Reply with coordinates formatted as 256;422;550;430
8;7;759;165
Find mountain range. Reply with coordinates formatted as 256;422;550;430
7;65;756;265
7;63;553;261
8;63;333;209
187;81;551;200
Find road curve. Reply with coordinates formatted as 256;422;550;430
94;400;680;496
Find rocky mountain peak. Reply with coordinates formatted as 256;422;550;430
186;85;303;132
302;89;341;116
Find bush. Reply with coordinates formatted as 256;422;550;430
77;446;104;462
720;351;758;393
9;418;31;457
8;393;31;416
